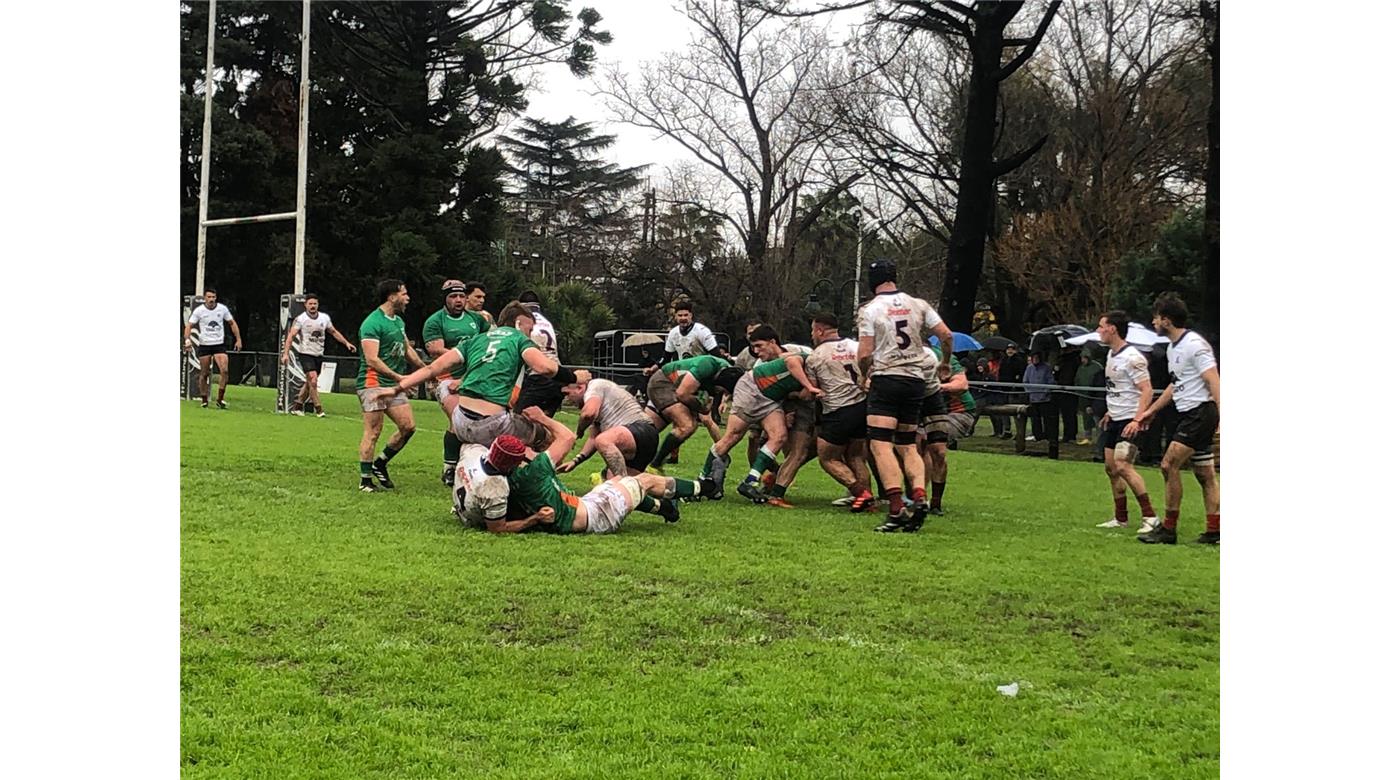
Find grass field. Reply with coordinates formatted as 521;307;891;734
181;387;1219;778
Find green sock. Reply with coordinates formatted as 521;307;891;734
668;478;698;499
638;496;660;514
380;444;400;463
359;461;373;480
652;434;681;468
748;446;777;480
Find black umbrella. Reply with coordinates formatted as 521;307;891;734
980;335;1016;350
1028;324;1090;353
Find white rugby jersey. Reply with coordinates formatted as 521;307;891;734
453;444;510;528
1104;344;1150;421
665;322;718;359
858;291;943;379
732;347;758;371
1167;330;1218;412
293;312;333;356
584;378;649;430
188;303;233;346
808;338;865;413
529;310;559;360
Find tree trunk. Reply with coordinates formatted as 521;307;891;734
1202;1;1220;344
939;8;1017;332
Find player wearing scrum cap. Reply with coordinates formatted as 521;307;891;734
1137;294;1221;545
280;293;357;417
487;414;718;534
372;301;589;452
557;378;663;481
423;280;494;485
857;258;955;533
450;405;568;531
1091;310;1159;533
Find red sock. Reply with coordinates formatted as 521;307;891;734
930;481;946;508
911;486;927;504
1113;495;1129;522
1206;513;1219;533
884;488;904;515
1164;510;1179;530
1136;493;1156;518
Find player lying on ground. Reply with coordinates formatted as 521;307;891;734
487;413;720;534
451;406;568;529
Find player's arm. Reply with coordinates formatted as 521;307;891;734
941;368;969;394
561;424;601;473
521;345;590;387
280;323;301;364
1139;384;1174;423
328;325;357;353
929;319;954;373
575;396;603;436
182;320;195;351
674;372;701;403
423;318;447;359
1122;375;1155;438
521;405;577;467
785;354;823;397
699;327;725;359
385;347;463;394
360;340;403;385
485;507;551;535
1202;365;1221;416
227;316;243;351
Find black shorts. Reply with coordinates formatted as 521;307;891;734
819;402;867;446
296;353;324;374
514;375;564;416
623;420;661;472
1173;401;1219;452
866;375;925;426
920;392;948;419
1098;418;1140;450
195;344;226;357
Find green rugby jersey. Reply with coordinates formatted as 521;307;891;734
661;354;728;389
932;347;976;414
454;326;536;406
752;356;804;401
422;308;491;380
507;455;579;534
356;308;408;389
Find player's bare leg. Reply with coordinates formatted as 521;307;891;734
768;429;815;508
593;425;638;479
649;403;696;473
303;369;322;413
212;352;231;408
358;410;386;491
1140;442;1193;544
369;403;417;489
700;412;752;487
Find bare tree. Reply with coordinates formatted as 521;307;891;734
594;0;857;321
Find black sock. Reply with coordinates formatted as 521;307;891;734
769;483;787;499
380;444;400;464
638;496;660;514
651;434;681;468
443;430;461;465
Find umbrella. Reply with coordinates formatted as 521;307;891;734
980;335;1016;350
1064;322;1169;349
932;332;983;352
1028;324;1090;353
621;332;665;348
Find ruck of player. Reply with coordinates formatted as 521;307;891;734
197;259;1219;544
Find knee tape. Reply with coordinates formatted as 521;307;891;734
1191;451;1215;467
1113;441;1138;461
893;430;917;446
867;426;894;442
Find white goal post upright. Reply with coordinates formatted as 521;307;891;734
188;0;313;411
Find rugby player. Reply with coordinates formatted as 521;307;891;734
183;287;243;409
422;280;493;485
1091;311;1159;532
558;377;662;480
919;344;977;517
355;279;427;492
280;293;357;417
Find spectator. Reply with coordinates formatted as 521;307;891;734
997;344;1027;440
1054;349;1080;444
1023;351;1058;459
1075;350;1105;446
968;357;992;436
983;351;1005;438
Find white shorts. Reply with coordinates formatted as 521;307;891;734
580;477;643;534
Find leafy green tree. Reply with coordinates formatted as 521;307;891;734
531;282;616;364
1112;206;1215;341
179;1;611;347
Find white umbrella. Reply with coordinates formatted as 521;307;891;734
621;332;665;347
1064;322;1169;349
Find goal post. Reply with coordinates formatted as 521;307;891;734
187;0;312;412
